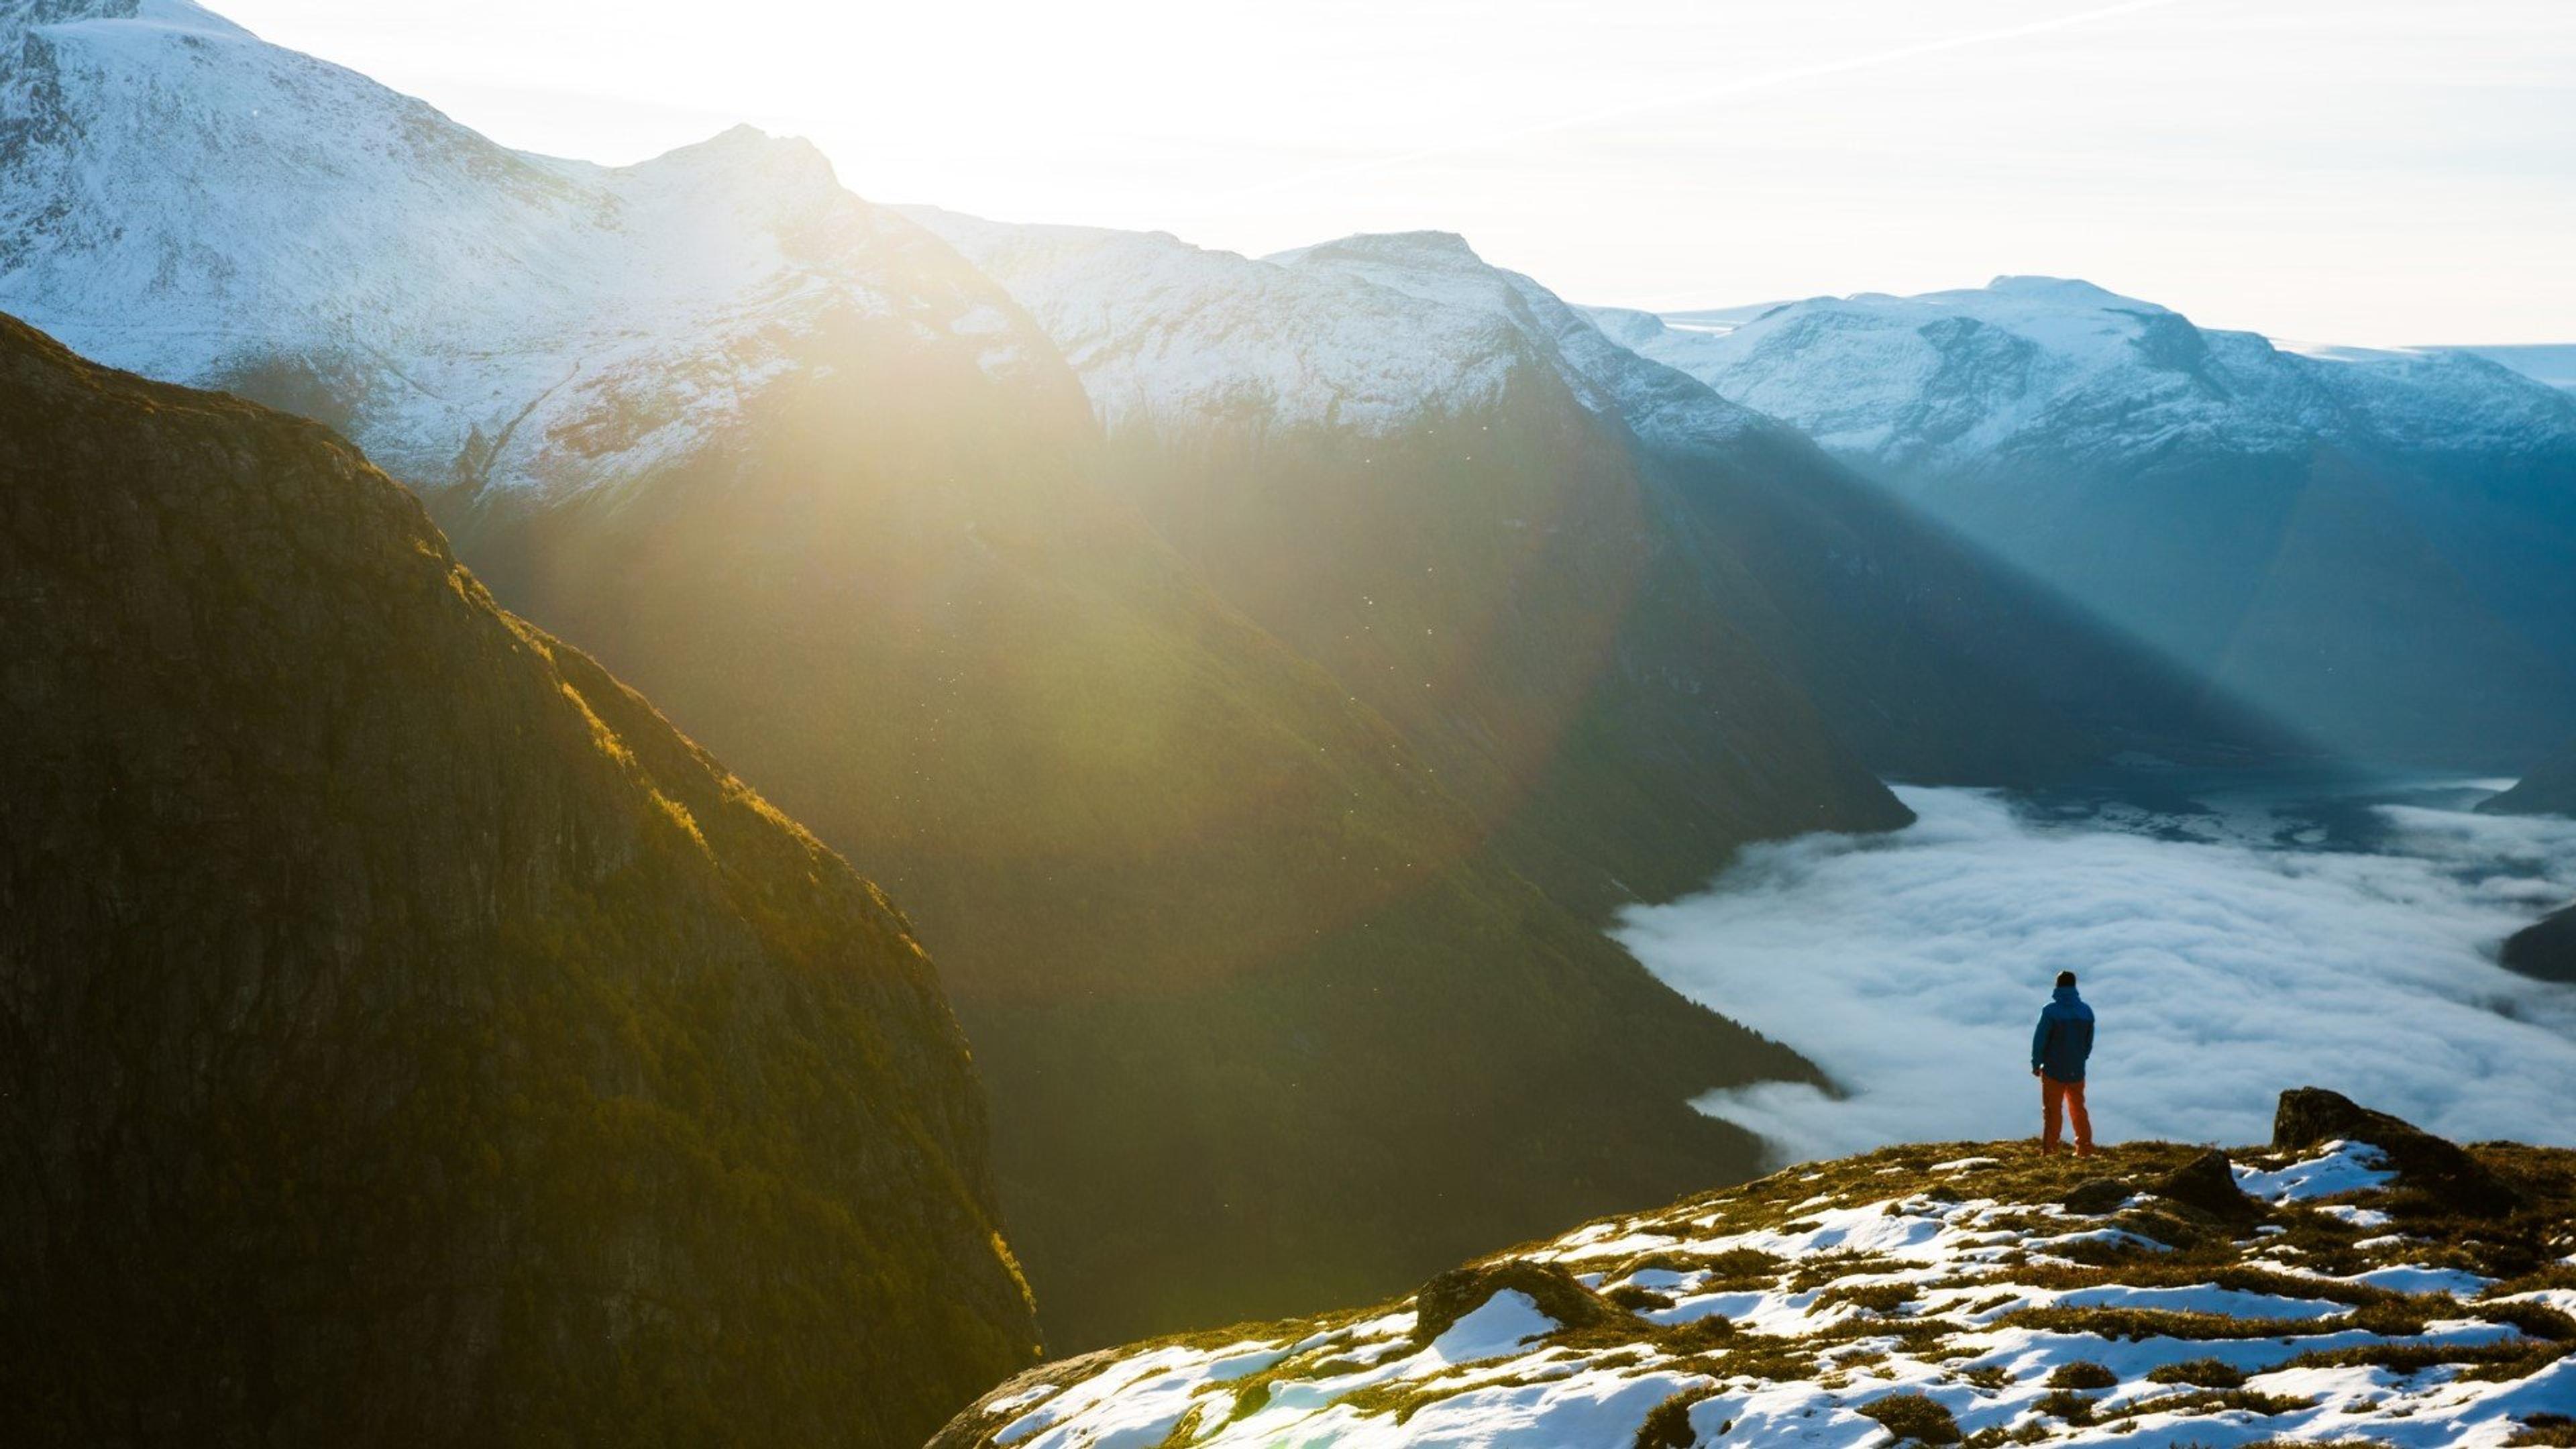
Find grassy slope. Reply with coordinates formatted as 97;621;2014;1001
0;315;1035;1448
936;1108;2576;1448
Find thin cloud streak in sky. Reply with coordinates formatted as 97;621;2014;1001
1218;0;2191;201
1616;788;2576;1164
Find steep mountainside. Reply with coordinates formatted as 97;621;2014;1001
934;1090;2576;1448
0;1;1872;1350
908;215;1913;906
0;315;1034;1446
2481;737;2576;817
1597;280;2576;767
916;214;2282;896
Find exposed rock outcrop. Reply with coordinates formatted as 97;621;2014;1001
2146;1148;2263;1222
2273;1087;2523;1216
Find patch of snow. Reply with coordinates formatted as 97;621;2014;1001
2235;1140;2399;1203
2492;1288;2576;1316
1426;1291;1559;1365
996;1341;1285;1449
2343;1265;2495;1298
2032;1283;2350;1320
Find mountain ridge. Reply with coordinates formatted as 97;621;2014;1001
0;309;1037;1447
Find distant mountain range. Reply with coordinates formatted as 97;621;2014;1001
912;213;2279;875
1596;280;2576;767
0;313;1035;1446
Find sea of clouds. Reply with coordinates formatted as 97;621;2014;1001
1616;785;2576;1163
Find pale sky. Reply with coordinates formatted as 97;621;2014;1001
211;0;2576;344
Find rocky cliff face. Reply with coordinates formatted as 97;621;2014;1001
0;315;1036;1447
933;1089;2576;1448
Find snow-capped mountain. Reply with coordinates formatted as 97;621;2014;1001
1597;280;2576;766
908;215;1773;455
0;0;1053;500
922;213;2284;837
1597;278;2576;473
932;1089;2576;1448
916;210;1935;908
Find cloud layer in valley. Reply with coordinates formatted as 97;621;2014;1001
1617;786;2576;1163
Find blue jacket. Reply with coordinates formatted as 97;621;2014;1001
2032;985;2095;1082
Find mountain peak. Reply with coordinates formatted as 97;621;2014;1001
1267;229;1485;271
1980;274;2141;308
643;122;834;175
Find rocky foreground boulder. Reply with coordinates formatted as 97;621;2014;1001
0;315;1036;1448
935;1090;2576;1448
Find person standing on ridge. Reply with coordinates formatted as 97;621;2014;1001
2031;969;2096;1157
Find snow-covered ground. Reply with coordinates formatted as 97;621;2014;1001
1617;783;2576;1162
935;1124;2576;1448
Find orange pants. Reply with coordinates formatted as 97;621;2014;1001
2042;1075;2093;1155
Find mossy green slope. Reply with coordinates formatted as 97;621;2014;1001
0;314;1036;1447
